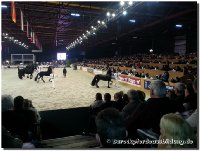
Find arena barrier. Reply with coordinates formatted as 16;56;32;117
118;74;142;87
77;66;81;70
82;67;88;71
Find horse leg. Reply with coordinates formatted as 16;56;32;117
108;81;110;88
91;76;97;86
27;74;29;78
95;77;100;88
42;77;45;83
30;74;33;79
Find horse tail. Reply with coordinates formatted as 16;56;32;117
35;73;39;81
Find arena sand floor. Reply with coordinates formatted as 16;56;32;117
1;68;139;111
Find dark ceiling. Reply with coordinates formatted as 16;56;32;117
1;1;197;51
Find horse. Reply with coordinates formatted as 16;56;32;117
34;66;53;83
91;69;113;88
18;64;37;79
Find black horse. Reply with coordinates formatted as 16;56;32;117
34;66;53;83
18;64;37;79
91;68;113;88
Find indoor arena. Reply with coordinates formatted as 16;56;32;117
1;1;198;149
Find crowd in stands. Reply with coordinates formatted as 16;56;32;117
2;95;41;148
85;79;197;148
2;79;198;148
2;53;198;149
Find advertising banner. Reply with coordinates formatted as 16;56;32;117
144;80;151;90
87;68;94;73
93;69;103;75
118;74;141;87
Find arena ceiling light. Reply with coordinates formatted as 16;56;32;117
102;21;105;25
71;13;80;17
129;19;136;23
123;10;127;15
112;13;116;17
128;1;133;6
97;20;101;24
106;12;111;17
1;5;7;8
176;24;183;28
120;1;125;6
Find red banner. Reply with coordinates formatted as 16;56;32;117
11;1;16;23
118;74;141;87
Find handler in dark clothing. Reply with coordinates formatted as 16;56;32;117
127;80;178;138
63;67;67;77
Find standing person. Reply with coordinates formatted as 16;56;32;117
63;67;67;78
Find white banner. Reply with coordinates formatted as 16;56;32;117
93;69;103;75
82;67;88;71
77;66;81;70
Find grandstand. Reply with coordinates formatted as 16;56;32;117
1;1;198;149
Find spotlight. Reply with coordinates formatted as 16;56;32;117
120;1;125;6
94;27;96;30
93;32;96;35
106;12;110;17
149;49;153;53
102;21;105;25
112;13;116;17
129;19;136;23
97;20;101;24
71;13;80;17
1;5;7;8
176;24;183;28
123;10;127;15
91;26;94;29
128;1;133;5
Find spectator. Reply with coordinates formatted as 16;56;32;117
95;108;127;148
186;109;197;132
172;83;186;112
122;90;141;121
137;90;146;103
112;92;127;111
158;113;197;148
184;83;197;110
90;93;104;109
2;95;14;112
127;80;178;137
100;93;113;110
122;94;129;104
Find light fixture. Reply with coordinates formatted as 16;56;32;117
93;27;96;30
112;13;116;17
176;24;183;28
128;1;133;5
102;21;105;25
91;26;94;29
93;32;96;35
1;5;7;8
106;12;110;17
129;19;136;23
97;20;101;24
71;13;80;17
123;10;127;15
149;49;153;53
120;1;125;6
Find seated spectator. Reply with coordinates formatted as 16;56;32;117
24;99;41;123
171;83;186;112
127;80;178;137
2;95;14;112
161;71;169;82
2;126;23;148
184;83;197;110
122;90;141;120
90;93;104;109
112;92;127;111
122;94;129;104
186;109;197;132
137;90;146;103
95;108;127;148
158;113;197;148
100;93;113;110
